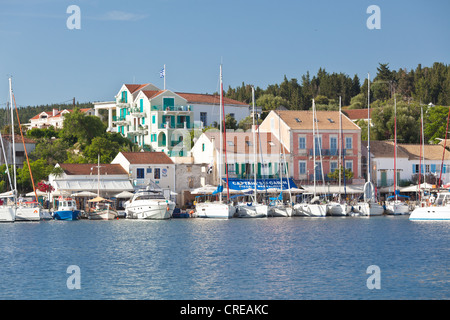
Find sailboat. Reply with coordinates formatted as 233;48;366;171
409;105;450;221
353;73;384;216
235;86;268;218
293;99;327;217
195;64;236;219
88;154;118;220
385;93;410;215
267;107;293;217
327;97;351;216
0;77;18;222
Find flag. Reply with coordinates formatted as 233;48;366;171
159;67;165;78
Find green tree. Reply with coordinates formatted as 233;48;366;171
60;108;106;146
84;136;121;163
256;94;289;111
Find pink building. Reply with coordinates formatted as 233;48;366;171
259;110;362;185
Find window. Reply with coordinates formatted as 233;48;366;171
298;161;306;175
136;168;145;179
202;143;205;152
345;137;352;150
163;97;175;109
330;136;337;154
298;137;306;149
245;141;253;146
227;141;234;146
295;118;302;123
154;168;161;180
345;160;353;172
330;161;338;173
200;112;207;127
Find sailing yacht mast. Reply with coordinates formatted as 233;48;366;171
338;96;342;202
367;73;371;190
252;86;257;202
8;77;17;203
219;66;223;203
394;92;397;202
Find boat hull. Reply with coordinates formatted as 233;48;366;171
0;207;15;222
409;206;450;221
327;203;352;216
293;204;327;217
88;210;118;220
352;202;384;216
385;202;410;215
269;205;293;217
195;202;236;219
15;207;41;221
236;203;268;218
126;202;175;220
53;210;80;221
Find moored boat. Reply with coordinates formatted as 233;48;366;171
53;198;80;220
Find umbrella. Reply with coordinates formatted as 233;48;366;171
25;190;47;197
71;191;98;197
88;196;112;202
115;191;134;198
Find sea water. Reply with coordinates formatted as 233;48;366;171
0;216;448;300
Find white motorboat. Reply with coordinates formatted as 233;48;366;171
410;192;450;221
126;189;175;220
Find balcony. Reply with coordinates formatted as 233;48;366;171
150;105;192;112
112;116;130;125
308;149;340;157
116;99;134;108
130;107;146;117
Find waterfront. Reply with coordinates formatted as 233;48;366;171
0;216;448;300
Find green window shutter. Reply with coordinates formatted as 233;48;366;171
152;115;156;124
236;163;239;174
170;116;175;128
186;116;190;129
258;163;261;176
140;99;143;112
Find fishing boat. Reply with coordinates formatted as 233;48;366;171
88;197;118;220
194;65;236;219
125;187;175;220
53;197;80;220
353;73;384;216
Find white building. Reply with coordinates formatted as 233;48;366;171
48;163;134;200
93;83;250;157
27;108;95;129
111;151;176;193
363;140;450;189
191;129;289;186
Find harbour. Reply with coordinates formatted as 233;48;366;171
0;216;448;300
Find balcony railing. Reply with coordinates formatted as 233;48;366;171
150;105;192;112
308;149;340;156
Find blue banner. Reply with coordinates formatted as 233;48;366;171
223;178;298;191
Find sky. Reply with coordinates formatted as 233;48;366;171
0;0;449;107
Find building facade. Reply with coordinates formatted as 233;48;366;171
258;110;362;185
28;108;95;129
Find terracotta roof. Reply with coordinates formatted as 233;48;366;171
125;84;150;93
175;92;248;106
275;110;360;130
343;108;372;120
120;152;174;164
30;108;92;121
59;163;127;175
30;111;51;120
398;144;450;161
142;90;167;99
363;141;450;160
362;140;409;158
204;131;288;155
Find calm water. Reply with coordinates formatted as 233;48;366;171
0;216;448;300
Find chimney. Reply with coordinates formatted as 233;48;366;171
53;109;58;116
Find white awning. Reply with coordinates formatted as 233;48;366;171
53;179;134;192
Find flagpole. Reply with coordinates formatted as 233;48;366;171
164;64;166;90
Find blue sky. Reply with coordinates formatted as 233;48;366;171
0;0;449;107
